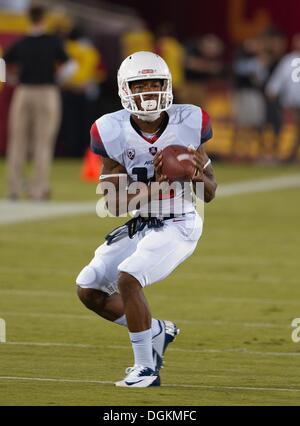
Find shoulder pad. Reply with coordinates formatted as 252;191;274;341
168;104;201;128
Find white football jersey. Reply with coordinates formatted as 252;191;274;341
91;104;212;216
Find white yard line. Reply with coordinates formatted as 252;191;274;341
216;174;300;197
0;311;96;321
5;341;95;348
3;340;300;358
0;375;299;393
0;200;95;225
0;310;289;328
0;289;71;297
2;288;299;307
0;174;300;225
108;345;300;358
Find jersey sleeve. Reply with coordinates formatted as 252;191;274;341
90;122;109;157
90;114;124;165
201;109;213;144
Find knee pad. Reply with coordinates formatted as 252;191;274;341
76;265;97;287
76;259;105;288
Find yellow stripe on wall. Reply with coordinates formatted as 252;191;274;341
0;12;29;33
0;11;71;34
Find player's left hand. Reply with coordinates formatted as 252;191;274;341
188;147;205;181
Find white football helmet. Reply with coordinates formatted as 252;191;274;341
117;51;173;121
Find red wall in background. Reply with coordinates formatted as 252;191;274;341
1;0;299;155
0;33;21;155
110;0;300;44
0;86;13;155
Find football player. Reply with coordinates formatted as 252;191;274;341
76;51;217;387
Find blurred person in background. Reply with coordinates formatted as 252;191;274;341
183;34;225;108
231;35;268;158
121;23;154;59
260;27;287;158
155;23;185;102
3;4;71;200
266;33;300;163
58;24;106;157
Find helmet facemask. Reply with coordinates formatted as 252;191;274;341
118;78;173;121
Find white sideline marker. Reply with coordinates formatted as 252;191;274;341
0;319;6;343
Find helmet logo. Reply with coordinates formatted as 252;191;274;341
138;69;156;74
127;149;136;160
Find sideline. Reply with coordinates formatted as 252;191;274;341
1;174;300;225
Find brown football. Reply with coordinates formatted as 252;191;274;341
161;145;195;180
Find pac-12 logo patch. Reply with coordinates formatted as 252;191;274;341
127;149;135;160
149;147;158;156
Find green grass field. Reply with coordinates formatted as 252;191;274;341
0;160;300;406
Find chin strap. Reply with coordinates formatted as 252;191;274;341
135;112;161;122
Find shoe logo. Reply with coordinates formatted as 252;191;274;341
125;379;144;386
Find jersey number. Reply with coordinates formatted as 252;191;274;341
132;167;175;200
132;167;155;184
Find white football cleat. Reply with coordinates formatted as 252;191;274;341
115;365;160;388
152;320;180;371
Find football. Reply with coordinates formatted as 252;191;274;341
161;145;195;180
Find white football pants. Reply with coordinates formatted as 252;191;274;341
76;211;202;294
